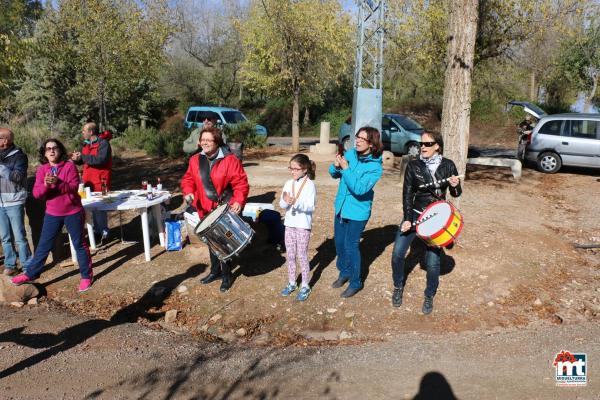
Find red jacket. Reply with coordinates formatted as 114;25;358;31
181;149;249;218
81;136;112;192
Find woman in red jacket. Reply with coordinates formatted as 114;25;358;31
181;127;249;292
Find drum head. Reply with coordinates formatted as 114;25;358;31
197;203;228;233
416;202;452;237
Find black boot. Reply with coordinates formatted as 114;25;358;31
220;276;231;292
200;273;221;284
392;286;404;307
220;261;232;292
422;295;434;315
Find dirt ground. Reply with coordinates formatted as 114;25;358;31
4;142;600;344
1;139;600;398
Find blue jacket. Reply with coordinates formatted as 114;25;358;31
0;145;28;207
329;148;382;221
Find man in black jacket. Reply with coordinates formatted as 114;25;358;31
391;131;461;314
0;128;31;275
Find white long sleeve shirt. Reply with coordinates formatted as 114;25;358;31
279;177;316;229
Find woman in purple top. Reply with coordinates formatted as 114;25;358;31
12;138;93;292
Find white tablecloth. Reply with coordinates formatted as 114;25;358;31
80;190;171;261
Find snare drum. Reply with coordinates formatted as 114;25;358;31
416;200;464;247
194;203;254;261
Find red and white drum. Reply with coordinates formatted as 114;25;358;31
416;200;464;247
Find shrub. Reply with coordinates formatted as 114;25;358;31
223;121;266;149
311;107;351;138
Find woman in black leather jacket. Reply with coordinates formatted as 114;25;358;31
391;131;461;314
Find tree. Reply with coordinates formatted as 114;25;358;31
0;0;43;118
557;17;600;112
238;0;352;151
16;0;172;131
440;0;479;179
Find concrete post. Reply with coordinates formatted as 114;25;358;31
320;122;330;144
310;121;336;155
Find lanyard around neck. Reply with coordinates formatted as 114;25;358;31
291;176;308;205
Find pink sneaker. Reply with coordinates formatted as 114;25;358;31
11;274;33;286
78;277;93;293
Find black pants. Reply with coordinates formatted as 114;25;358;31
209;251;231;279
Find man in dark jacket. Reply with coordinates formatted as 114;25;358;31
72;122;112;241
0;128;31;275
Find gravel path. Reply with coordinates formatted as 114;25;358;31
1;303;598;399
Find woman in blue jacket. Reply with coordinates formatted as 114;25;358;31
329;126;383;298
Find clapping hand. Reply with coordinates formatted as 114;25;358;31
335;154;349;170
282;191;295;205
44;173;57;187
71;151;81;161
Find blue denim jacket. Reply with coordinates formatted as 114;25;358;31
329;148;382;221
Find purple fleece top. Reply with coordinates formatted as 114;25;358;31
33;160;83;216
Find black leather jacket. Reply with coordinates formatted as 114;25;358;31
402;157;462;222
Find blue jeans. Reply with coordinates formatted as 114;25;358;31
25;210;92;279
0;204;31;269
92;210;108;235
334;215;368;290
391;229;441;297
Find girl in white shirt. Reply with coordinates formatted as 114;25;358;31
279;154;316;301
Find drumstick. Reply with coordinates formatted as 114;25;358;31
418;174;465;189
410;212;438;227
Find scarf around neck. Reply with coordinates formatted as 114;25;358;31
420;154;443;177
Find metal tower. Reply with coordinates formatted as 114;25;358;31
350;0;386;146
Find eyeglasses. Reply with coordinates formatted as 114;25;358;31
288;167;304;172
420;141;436;147
45;146;59;152
355;135;370;143
200;139;215;143
0;137;10;142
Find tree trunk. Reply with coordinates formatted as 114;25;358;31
529;71;536;102
292;85;300;152
303;107;310;127
440;0;479;182
583;73;598;113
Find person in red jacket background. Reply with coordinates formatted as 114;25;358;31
71;122;112;242
181;126;249;292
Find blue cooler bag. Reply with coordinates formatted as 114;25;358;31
166;219;184;251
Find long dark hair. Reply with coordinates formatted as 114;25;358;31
356;126;383;157
38;138;69;164
290;153;316;180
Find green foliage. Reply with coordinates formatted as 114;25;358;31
13;0;172;131
223;121;266;149
311;107;351;138
556;20;600;110
0;0;43;116
470;98;505;124
10;120;79;160
256;98;292;136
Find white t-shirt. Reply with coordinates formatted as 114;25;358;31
279;176;316;230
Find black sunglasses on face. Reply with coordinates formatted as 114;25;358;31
420;141;436;147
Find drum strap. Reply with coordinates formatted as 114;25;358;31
198;154;233;204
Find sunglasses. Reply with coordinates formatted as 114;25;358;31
420;141;436;147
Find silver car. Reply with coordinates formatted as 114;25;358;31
525;113;600;173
